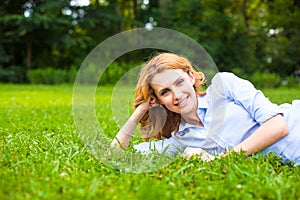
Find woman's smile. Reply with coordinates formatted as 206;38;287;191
174;95;188;107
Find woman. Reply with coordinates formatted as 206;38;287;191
111;53;300;164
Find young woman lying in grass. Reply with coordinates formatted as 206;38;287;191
111;53;300;164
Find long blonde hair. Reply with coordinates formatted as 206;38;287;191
133;53;206;140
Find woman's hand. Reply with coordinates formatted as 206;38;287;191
183;147;215;162
110;134;130;150
137;96;160;113
110;96;159;150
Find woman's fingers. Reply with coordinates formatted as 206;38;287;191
183;147;215;162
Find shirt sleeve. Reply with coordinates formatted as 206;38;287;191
133;136;185;155
211;72;282;124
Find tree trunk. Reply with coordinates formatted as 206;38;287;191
158;0;170;27
25;34;32;69
242;0;249;31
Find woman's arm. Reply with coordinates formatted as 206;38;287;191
184;114;289;161
214;72;283;125
228;114;289;156
110;98;154;149
216;73;289;156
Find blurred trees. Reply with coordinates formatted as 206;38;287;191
0;0;299;84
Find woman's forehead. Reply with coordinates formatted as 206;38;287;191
151;69;186;86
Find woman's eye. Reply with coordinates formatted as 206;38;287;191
160;89;169;96
176;78;184;85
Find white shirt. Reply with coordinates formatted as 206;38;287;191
134;72;300;164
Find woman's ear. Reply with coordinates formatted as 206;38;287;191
149;88;162;105
149;95;157;104
188;70;196;85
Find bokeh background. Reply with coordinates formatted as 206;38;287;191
1;0;300;88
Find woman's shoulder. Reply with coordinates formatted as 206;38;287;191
211;72;237;82
210;72;249;87
208;72;236;89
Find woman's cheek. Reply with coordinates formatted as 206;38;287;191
160;96;169;106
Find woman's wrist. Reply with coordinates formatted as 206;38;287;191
114;131;131;148
120;118;137;137
111;100;152;149
131;105;149;124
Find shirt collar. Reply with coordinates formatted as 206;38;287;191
177;94;208;132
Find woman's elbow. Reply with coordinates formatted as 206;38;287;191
278;115;289;137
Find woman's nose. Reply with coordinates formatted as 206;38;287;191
173;88;182;100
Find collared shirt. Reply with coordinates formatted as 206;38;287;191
134;72;300;164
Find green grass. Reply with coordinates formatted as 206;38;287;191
1;84;300;200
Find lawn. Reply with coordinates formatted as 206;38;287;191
1;84;300;200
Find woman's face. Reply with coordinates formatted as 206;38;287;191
151;69;197;115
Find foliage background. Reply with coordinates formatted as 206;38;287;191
0;0;300;87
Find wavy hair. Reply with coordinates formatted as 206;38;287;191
133;53;206;140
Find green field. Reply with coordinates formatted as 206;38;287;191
1;84;300;200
